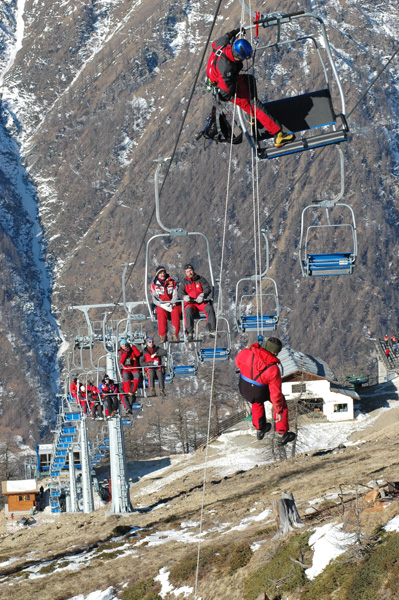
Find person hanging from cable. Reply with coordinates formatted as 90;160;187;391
235;337;296;445
150;266;182;343
206;28;295;148
140;337;167;397
118;339;142;414
177;264;216;342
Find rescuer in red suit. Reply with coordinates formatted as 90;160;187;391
207;28;295;148
150;266;182;343
235;337;296;445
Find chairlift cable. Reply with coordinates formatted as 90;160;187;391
107;0;226;321
347;46;399;119
159;0;225;197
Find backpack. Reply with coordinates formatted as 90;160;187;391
196;105;243;144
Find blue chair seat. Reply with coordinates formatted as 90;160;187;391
62;427;77;434
199;348;230;362
60;435;74;442
307;253;353;276
172;365;197;377
240;315;278;332
64;412;81;421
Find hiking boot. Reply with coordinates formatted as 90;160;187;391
277;431;296;446
127;409;133;415
274;130;295;148
208;330;216;338
150;388;156;397
187;333;194;342
160;389;166;397
256;423;272;440
160;335;167;343
172;334;179;342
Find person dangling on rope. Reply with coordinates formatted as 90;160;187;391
206;28;295;148
235;337;296;445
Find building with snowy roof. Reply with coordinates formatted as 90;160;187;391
279;347;358;422
1;479;38;514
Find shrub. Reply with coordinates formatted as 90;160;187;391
169;542;252;585
243;532;311;600
122;577;162;600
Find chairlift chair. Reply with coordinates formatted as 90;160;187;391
166;342;197;379
235;229;280;333
235;6;349;159
144;163;215;343
299;203;357;276
195;316;231;363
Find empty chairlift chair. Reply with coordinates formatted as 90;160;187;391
195;316;231;363
299;203;357;277
235;278;280;333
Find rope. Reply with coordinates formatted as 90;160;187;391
193;102;238;600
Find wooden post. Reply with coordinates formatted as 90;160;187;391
273;492;304;539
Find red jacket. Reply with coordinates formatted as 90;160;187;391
119;344;141;372
70;381;78;400
150;275;178;306
207;30;243;100
235;343;285;413
177;274;212;302
140;344;167;369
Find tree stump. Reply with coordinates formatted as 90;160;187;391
273;492;304;539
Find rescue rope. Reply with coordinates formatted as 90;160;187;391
193;102;239;600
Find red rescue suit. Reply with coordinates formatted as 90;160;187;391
207;30;280;135
177;273;216;334
70;380;78;403
118;344;142;408
235;343;289;433
150;275;181;338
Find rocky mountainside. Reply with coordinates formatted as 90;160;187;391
0;0;399;442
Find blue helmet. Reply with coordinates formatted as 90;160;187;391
232;38;253;60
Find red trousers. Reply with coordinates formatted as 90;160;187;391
251;402;289;434
156;305;182;337
232;75;280;135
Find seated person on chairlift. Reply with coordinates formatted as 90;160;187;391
177;264;216;342
235;337;296;446
118;339;142;414
207;28;295;149
77;384;88;415
140;337;167;397
150;266;182;343
70;377;78;403
87;381;103;420
98;375;119;418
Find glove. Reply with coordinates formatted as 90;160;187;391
196;294;204;303
183;295;191;302
231;27;245;37
163;302;173;312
